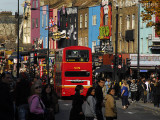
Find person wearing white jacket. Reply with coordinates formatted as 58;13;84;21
85;87;97;120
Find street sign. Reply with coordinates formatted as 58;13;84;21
140;70;148;72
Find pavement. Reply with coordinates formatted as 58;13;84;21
116;98;160;112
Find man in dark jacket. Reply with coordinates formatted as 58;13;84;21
0;72;14;120
95;78;105;120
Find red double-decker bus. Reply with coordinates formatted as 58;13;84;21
54;46;92;97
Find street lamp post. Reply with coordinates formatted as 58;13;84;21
137;3;140;79
47;12;50;84
17;0;20;78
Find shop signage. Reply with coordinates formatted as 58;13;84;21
98;26;110;39
130;54;160;66
66;7;77;15
104;5;108;14
140;70;148;72
102;0;108;6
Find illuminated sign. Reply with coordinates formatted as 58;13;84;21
74;67;80;69
98;26;110;39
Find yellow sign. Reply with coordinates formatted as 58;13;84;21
8;60;13;65
74;67;80;69
40;64;46;66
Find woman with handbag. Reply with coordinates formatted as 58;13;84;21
28;80;45;120
69;85;85;120
85;87;97;120
41;84;55;120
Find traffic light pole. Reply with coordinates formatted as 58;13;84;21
47;3;50;84
114;6;118;82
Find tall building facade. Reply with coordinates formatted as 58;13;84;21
22;1;31;44
31;0;40;49
111;0;139;54
89;6;101;53
78;7;89;47
40;5;49;49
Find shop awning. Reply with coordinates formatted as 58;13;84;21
94;65;113;73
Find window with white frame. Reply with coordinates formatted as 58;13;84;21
92;41;96;53
32;0;35;8
127;15;130;30
120;16;122;32
36;18;38;28
85;37;88;47
85;13;87;28
92;15;97;25
79;38;82;46
45;37;47;48
80;14;82;28
42;14;44;27
46;14;48;27
132;14;135;29
27;36;30;43
32;19;34;28
105;15;108;26
36;0;38;8
24;36;27;43
75;17;76;28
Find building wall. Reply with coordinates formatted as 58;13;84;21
40;5;49;49
58;7;78;48
49;8;58;49
111;0;138;54
88;6;100;52
31;0;40;47
78;7;89;47
139;5;152;54
23;1;31;44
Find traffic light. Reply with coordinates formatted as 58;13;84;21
34;53;37;64
118;54;122;66
114;55;118;67
126;58;131;68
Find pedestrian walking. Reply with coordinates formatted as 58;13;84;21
15;72;30;120
145;80;151;102
69;85;85;120
105;78;111;93
153;79;160;107
0;72;14;120
105;88;117;120
28;80;45;120
121;80;129;109
130;79;137;103
84;87;97;120
95;78;105;120
141;80;147;103
41;84;55;120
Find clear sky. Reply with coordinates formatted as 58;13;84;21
0;0;24;15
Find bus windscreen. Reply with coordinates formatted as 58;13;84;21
66;50;89;62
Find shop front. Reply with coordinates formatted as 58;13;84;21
130;54;160;79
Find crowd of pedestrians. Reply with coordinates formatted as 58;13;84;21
69;76;160;120
1;70;160;120
0;71;58;120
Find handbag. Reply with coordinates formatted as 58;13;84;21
144;91;147;96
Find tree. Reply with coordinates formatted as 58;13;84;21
140;0;160;36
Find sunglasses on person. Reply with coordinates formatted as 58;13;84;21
35;86;42;89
